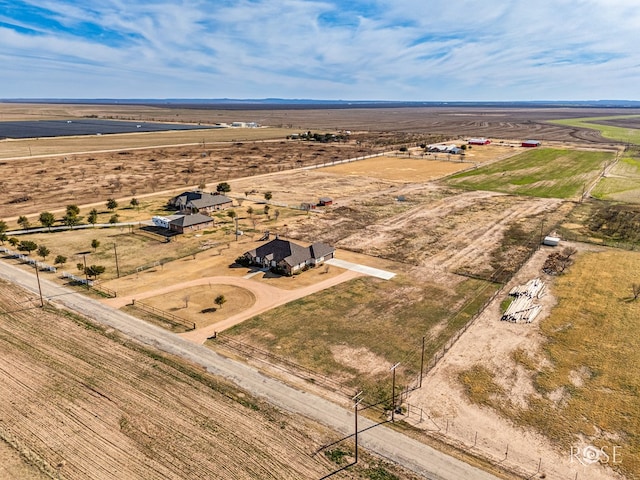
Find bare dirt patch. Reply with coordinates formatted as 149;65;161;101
404;243;623;480
330;345;393;376
322;156;472;181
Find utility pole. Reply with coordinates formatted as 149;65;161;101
419;336;425;388
113;243;120;278
353;391;363;463
234;216;239;242
34;261;44;307
390;362;401;422
83;253;89;288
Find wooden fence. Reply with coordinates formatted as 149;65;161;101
133;301;195;330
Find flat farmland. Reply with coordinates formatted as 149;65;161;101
323;155;472;181
0;126;293;159
445;148;615;199
0;280;421;480
591;154;640;203
0;138;367;218
551;115;640;144
2;102;633;143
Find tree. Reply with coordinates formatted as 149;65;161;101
39;211;56;231
183;295;190;308
0;220;7;235
87;209;98;226
17;215;30;230
37;245;50;261
62;212;82;228
264;205;271;217
227;210;237;221
54;255;67;268
106;198;118;211
0;233;7;245
264;191;273;202
109;214;120;224
216;182;231;193
246;206;254;218
85;265;106;280
91;239;100;252
632;283;640;301
274;209;281;221
9;237;19;247
130;198;139;210
214;294;226;309
66;205;80;217
18;240;38;255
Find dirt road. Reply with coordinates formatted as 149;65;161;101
0;260;498;480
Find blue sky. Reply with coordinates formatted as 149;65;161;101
1;0;639;101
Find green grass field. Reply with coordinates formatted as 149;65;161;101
591;155;640;202
460;250;640;478
222;274;499;405
550;115;640;144
445;148;613;199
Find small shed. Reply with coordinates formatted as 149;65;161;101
542;236;560;246
522;140;542;147
319;197;333;206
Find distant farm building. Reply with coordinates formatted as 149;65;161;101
427;144;461;154
522;140;542;147
318;197;333;206
168;191;233;214
242;238;335;275
468;138;491;145
152;213;213;234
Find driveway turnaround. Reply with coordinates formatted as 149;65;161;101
0;261;497;480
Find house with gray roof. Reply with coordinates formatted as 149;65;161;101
153;213;213;234
242;238;335;275
168;191;233;213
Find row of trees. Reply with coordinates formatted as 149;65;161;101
0;222;106;280
9;198;141;232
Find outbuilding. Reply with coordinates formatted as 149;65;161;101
318;197;333;206
522;140;542;147
468;138;491;145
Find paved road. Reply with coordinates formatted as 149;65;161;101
0;260;498;480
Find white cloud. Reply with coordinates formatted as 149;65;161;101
1;0;639;99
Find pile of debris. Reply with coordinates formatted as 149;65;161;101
501;278;545;323
542;247;577;275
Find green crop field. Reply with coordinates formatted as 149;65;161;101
221;274;499;405
445;148;613;199
550;115;640;144
591;155;640;202
460;250;640;478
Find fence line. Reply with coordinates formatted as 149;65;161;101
214;335;353;396
132;300;195;330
